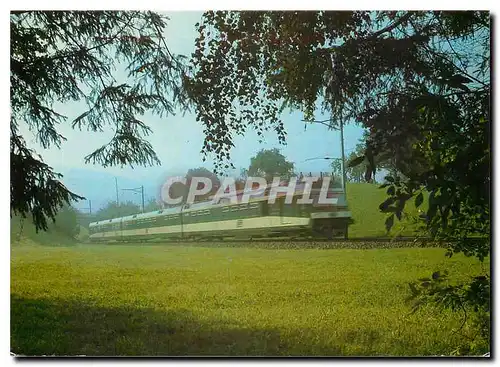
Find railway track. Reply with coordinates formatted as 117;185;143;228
154;236;433;243
98;236;487;249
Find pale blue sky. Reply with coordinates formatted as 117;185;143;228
19;11;366;208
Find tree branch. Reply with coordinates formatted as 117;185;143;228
301;119;339;130
23;12;135;69
369;12;415;39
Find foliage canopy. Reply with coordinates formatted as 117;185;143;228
246;148;295;182
11;11;189;231
186;9;490;250
186;10;490;351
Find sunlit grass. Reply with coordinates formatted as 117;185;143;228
346;183;426;238
11;243;488;356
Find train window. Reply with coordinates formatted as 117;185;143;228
261;202;269;216
222;207;229;213
157;210;163;214
230;206;238;212
203;209;210;215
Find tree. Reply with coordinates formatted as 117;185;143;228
11;203;81;242
11;11;189;231
52;204;80;238
144;198;162;212
324;158;342;187
247;148;295;183
186;167;221;196
331;149;366;184
75;210;95;229
239;167;249;180
331;132;391;184
94;201;141;221
346;152;365;183
164;167;222;205
186;11;490;353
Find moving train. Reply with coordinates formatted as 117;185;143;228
88;181;352;242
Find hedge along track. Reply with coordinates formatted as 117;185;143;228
95;236;480;250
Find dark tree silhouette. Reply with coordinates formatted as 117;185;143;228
186;11;490;352
11;11;190;231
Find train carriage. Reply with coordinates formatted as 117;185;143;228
89;182;352;242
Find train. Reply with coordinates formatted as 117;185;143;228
88;181;352;242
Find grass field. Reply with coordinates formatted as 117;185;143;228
11;183;487;356
346;183;425;238
11;242;489;356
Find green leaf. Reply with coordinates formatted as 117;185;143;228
415;192;424;208
418;278;431;282
409;282;418;296
387;186;395;196
348;155;365;168
379;197;396;212
385;214;394;232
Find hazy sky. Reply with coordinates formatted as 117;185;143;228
19;11;366;196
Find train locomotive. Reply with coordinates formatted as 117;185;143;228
88;180;352;242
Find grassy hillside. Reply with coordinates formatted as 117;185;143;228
10;215;79;247
346;183;425;238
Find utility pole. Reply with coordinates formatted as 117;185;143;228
329;52;347;199
339;119;347;198
77;200;92;229
141;185;144;213
79;200;92;215
301;118;348;199
122;185;145;213
115;177;119;205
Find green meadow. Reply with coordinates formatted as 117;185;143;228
11;243;488;356
10;183;488;356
